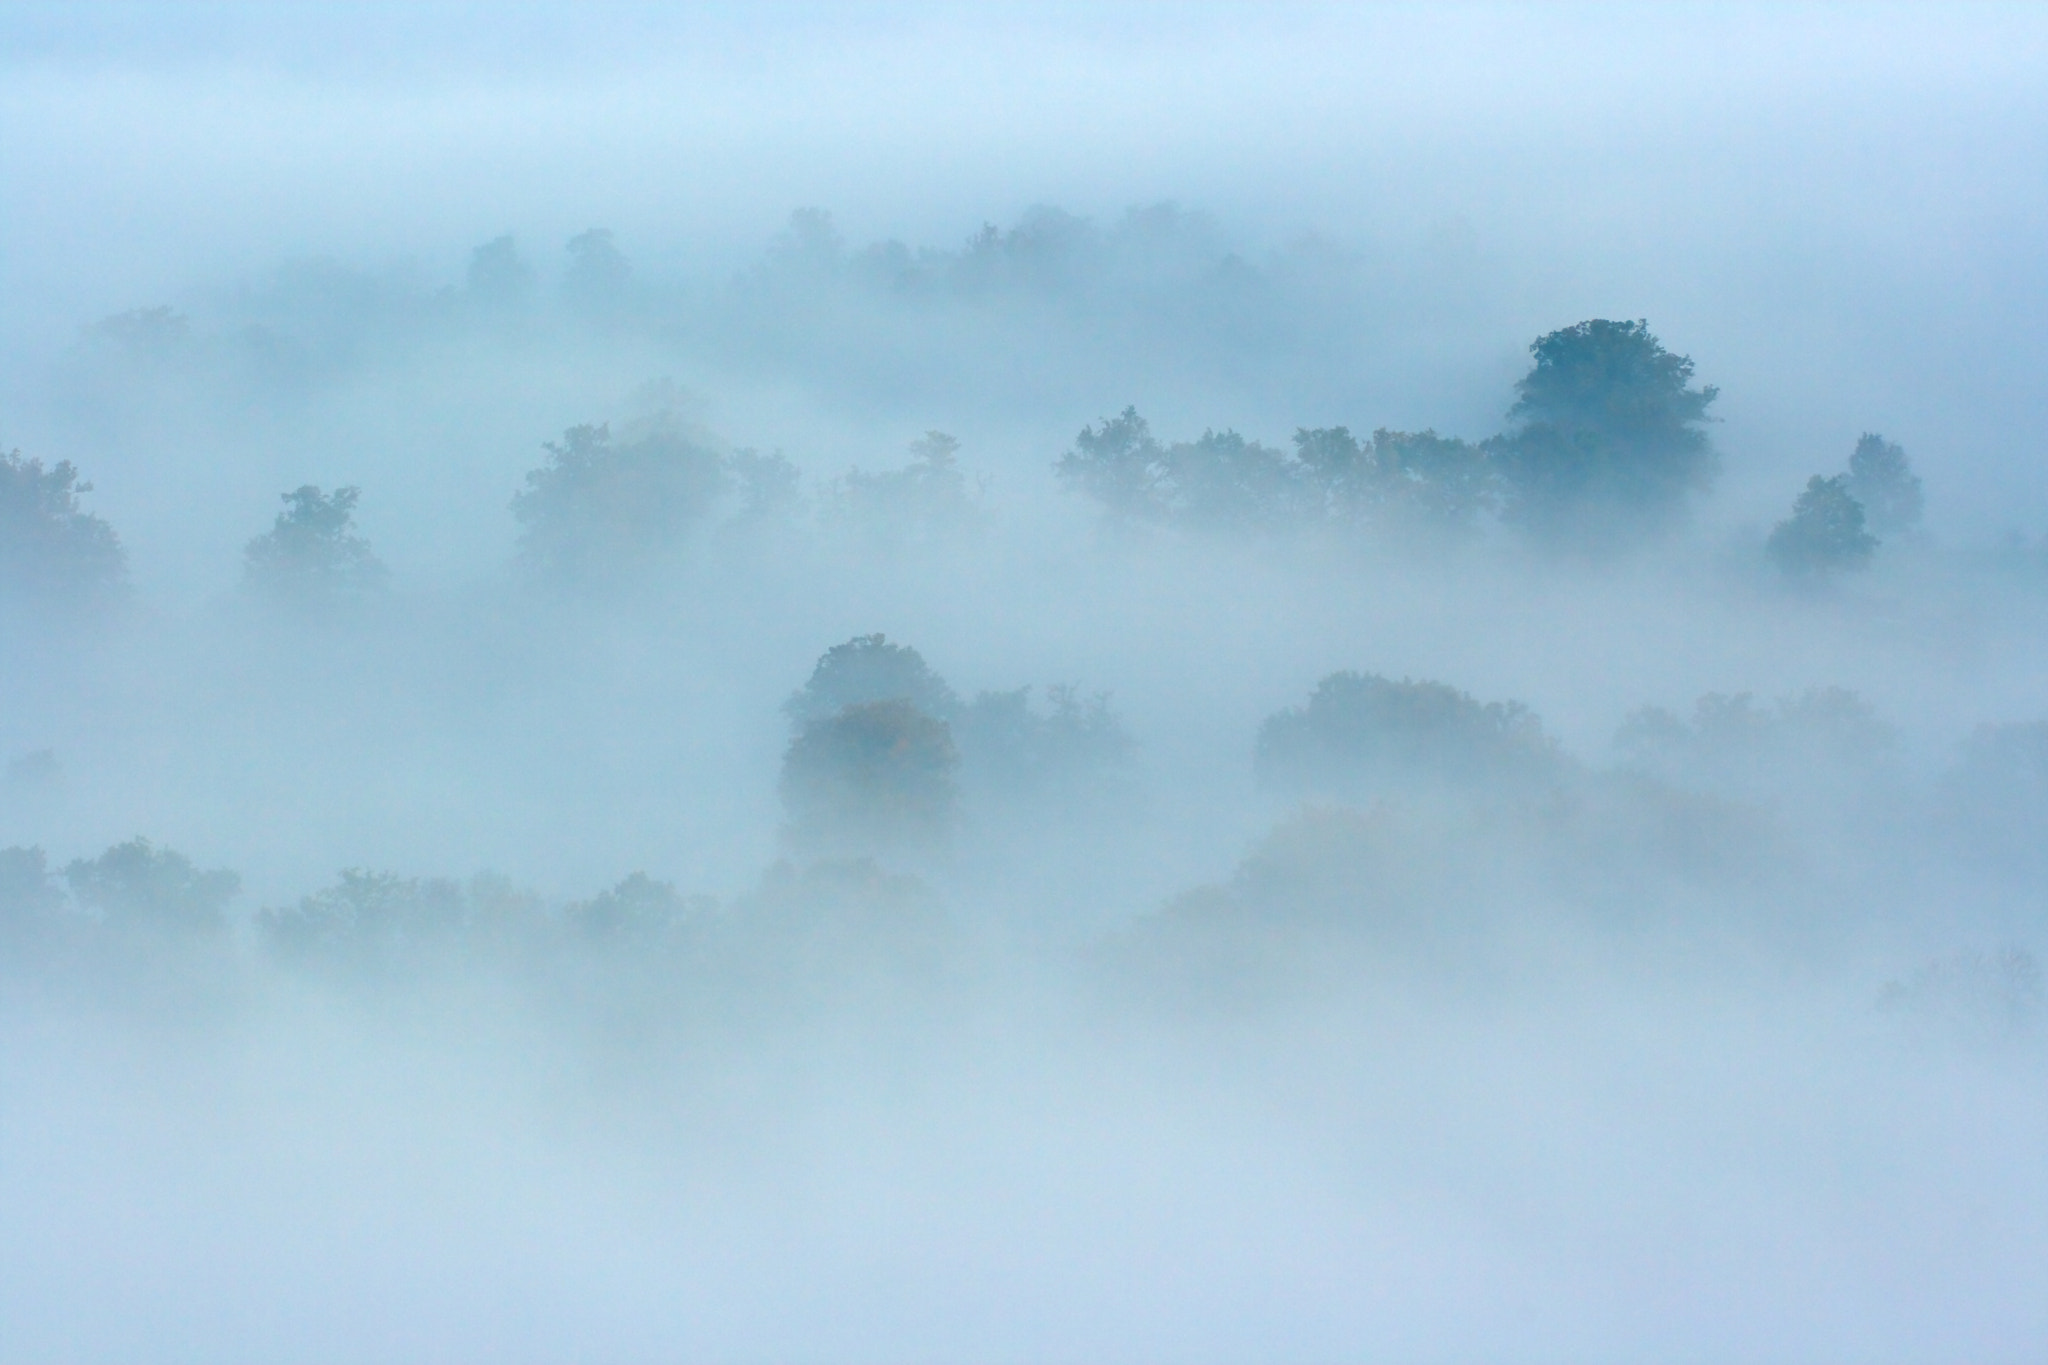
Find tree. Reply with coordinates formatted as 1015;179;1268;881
563;228;631;307
1055;407;1167;520
1255;672;1559;797
1158;429;1307;531
779;699;961;851
784;634;960;727
1296;427;1495;534
0;846;65;932
0;448;127;605
1492;319;1719;542
829;432;980;542
244;485;387;601
465;234;534;309
1057;408;1307;531
65;838;239;939
1767;474;1876;576
955;684;1135;795
1845;433;1923;537
512;420;730;585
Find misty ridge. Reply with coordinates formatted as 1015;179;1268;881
5;201;2048;1360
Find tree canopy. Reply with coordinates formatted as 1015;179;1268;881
780;699;961;851
1767;474;1876;577
1492;319;1718;540
784;634;960;728
1255;672;1560;797
65;838;239;939
0;448;127;605
244;485;386;601
1846;433;1924;537
512;420;730;584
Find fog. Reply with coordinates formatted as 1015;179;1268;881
3;5;2045;1361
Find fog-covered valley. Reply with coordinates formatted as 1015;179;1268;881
3;6;2046;1362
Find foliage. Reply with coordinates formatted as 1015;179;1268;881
1845;432;1924;537
1055;410;1304;530
828;431;979;540
259;869;547;974
1616;687;1894;786
784;633;960;727
1255;672;1559;797
244;485;387;600
512;420;730;584
1294;426;1495;533
726;448;805;522
956;684;1135;793
1767;474;1876;576
565;872;708;945
0;447;127;604
779;699;961;850
563;228;631;306
464;234;534;308
0;846;64;926
64;838;239;938
1054;407;1167;520
1492;319;1718;540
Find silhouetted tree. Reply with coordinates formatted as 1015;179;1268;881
465;234;534;309
563;228;631;307
1159;429;1307;531
244;485;387;601
1055;407;1167;520
1256;672;1559;797
1296;427;1495;534
956;684;1135;793
1845;433;1923;537
1058;409;1308;531
726;449;805;522
780;699;961;850
1767;475;1875;576
784;634;959;727
829;431;979;541
1492;319;1718;542
0;448;127;604
65;838;238;939
0;846;64;935
512;420;730;584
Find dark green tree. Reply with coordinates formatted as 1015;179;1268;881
1055;407;1167;520
1;846;65;931
512;421;730;584
1767;474;1876;576
0;448;127;605
1256;672;1559;797
244;485;386;600
829;432;979;542
780;700;961;850
1492;319;1718;542
1845;433;1923;537
563;228;631;307
65;838;239;939
1057;409;1308;531
785;634;959;727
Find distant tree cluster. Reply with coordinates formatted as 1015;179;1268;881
778;633;1133;853
1060;320;1722;549
1616;687;1895;787
511;417;731;585
1767;433;1923;578
0;447;127;606
1255;671;1562;799
244;485;387;603
1;837;239;948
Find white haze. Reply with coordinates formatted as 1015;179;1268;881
1;5;2045;1362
